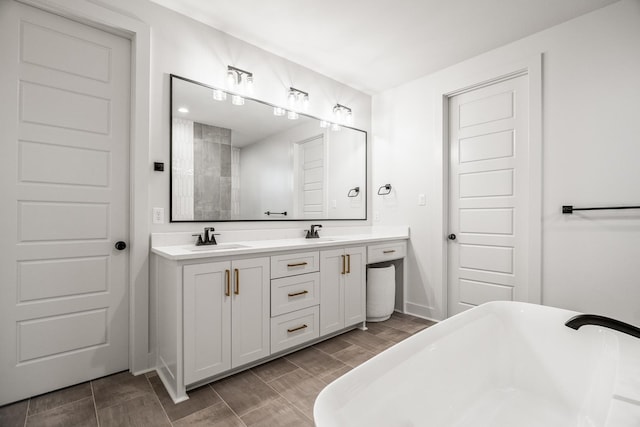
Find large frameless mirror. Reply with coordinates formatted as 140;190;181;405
170;75;367;222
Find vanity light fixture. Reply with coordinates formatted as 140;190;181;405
212;89;227;101
177;107;189;113
288;87;309;111
273;107;285;116
287;110;299;120
227;65;254;94
333;104;353;125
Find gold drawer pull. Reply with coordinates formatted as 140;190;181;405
341;255;346;274
287;324;308;333
288;290;309;297
234;268;239;295
383;250;396;254
287;262;308;268
225;270;230;296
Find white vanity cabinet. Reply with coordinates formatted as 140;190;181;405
320;246;366;336
183;257;270;385
152;227;409;403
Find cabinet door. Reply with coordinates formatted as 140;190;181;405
184;262;231;384
344;246;366;326
231;257;270;368
320;248;345;336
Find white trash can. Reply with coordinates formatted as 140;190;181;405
366;264;396;322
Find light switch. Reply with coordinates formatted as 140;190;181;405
418;194;426;206
152;207;164;224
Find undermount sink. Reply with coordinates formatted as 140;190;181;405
186;243;249;251
299;237;338;243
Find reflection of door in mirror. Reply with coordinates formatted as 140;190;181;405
172;118;237;221
294;135;326;218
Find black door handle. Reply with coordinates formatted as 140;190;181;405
448;234;456;241
115;241;127;250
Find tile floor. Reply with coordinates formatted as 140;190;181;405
0;312;434;427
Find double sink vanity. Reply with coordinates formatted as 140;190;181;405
151;226;408;403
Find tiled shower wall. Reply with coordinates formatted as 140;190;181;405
193;123;232;220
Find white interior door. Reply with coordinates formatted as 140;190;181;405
0;2;131;404
295;135;326;218
447;74;530;317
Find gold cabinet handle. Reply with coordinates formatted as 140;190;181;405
287;324;308;333
234;268;239;295
383;250;396;254
287;261;308;268
225;269;230;296
341;255;345;275
287;290;309;297
346;254;351;274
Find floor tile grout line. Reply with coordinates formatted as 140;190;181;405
23;398;30;427
90;381;100;427
144;375;172;426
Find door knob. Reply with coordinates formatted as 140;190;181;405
447;234;456;241
115;241;127;250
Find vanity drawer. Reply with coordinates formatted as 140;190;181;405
271;272;320;317
271;306;319;354
270;251;319;279
367;241;406;264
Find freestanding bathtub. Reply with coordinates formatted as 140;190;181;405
314;302;640;426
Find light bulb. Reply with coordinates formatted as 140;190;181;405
333;107;342;120
319;120;329;128
226;70;236;88
273;107;285;116
302;94;309;111
212;89;227;101
345;110;353;124
288;90;296;107
231;95;244;106
245;75;254;94
331;123;341;131
287;111;299;120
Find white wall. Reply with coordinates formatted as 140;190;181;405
373;0;640;324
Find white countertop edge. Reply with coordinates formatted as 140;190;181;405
151;230;409;261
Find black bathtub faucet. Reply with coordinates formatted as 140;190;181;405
565;314;640;339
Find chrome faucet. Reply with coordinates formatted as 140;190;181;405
305;224;322;239
193;227;219;246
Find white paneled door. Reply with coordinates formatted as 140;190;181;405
447;75;531;316
0;2;131;404
295;135;326;218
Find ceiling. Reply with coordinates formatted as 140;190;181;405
150;0;618;94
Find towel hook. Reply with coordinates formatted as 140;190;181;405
377;184;392;196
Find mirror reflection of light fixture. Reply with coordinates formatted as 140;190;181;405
177;107;189;113
331;123;341;131
273;107;285;116
288;87;309;111
212;89;227;101
227;65;254;94
320;120;330;128
287;110;299;120
231;95;245;106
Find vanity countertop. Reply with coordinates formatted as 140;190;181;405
151;226;409;261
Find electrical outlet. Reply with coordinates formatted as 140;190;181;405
418;194;426;206
152;207;164;224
